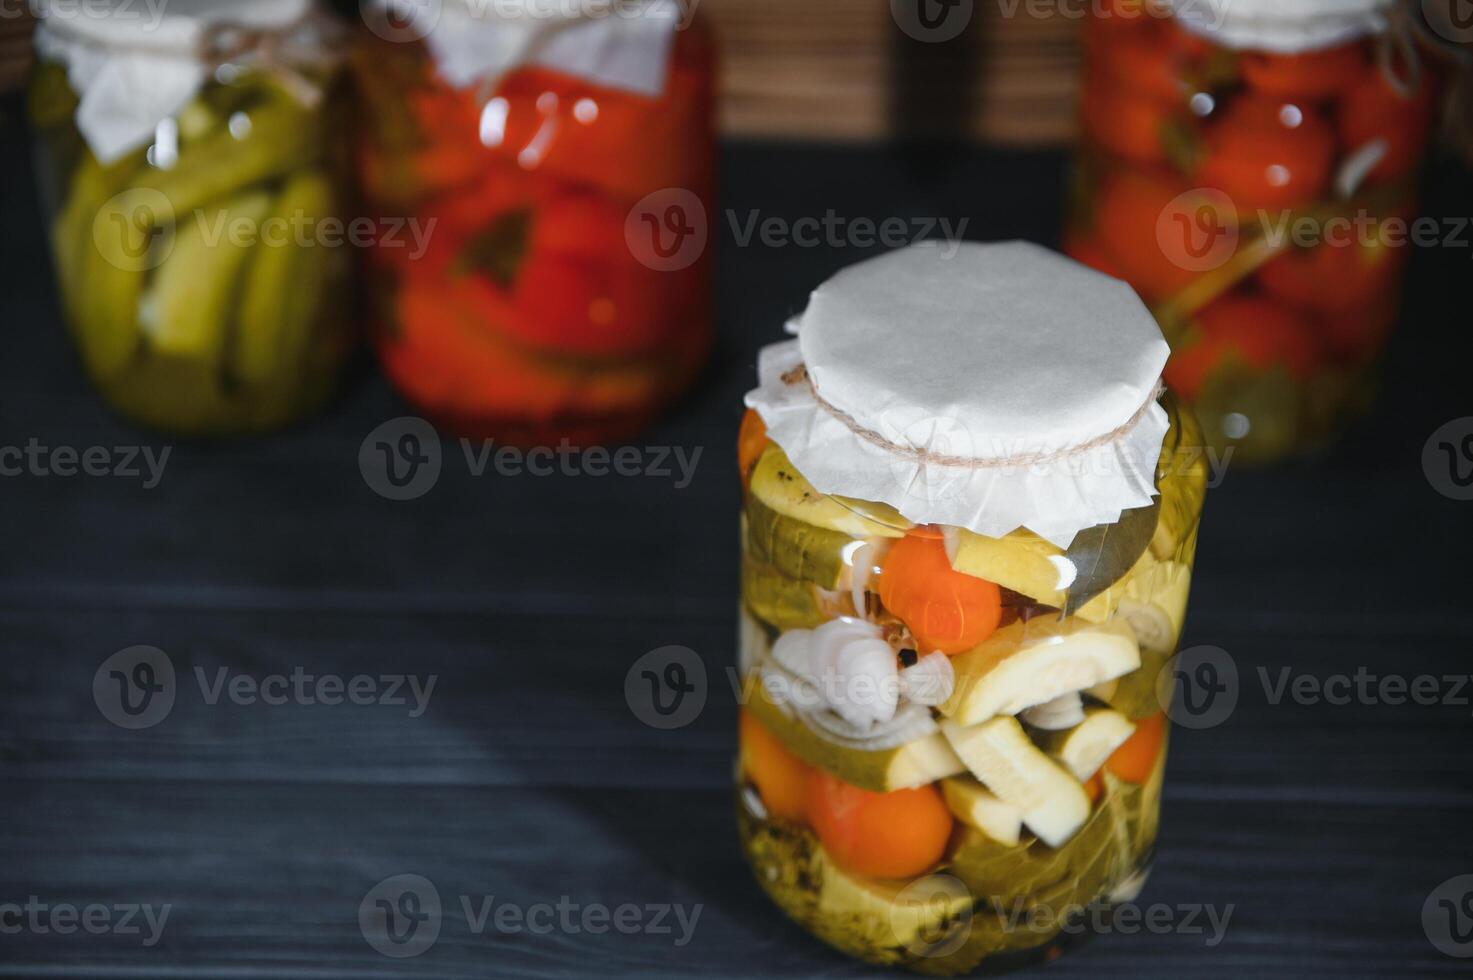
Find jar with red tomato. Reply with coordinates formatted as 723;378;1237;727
353;1;715;445
1067;0;1443;463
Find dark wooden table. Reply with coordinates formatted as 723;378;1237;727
3;117;1472;977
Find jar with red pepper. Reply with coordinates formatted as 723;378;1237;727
1067;0;1443;463
354;1;715;445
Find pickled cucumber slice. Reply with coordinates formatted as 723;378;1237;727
940;716;1090;848
140;191;273;362
1031;706;1135;781
944;528;1072;608
135;98;319;216
817;855;973;959
941;618;1140;727
57;150;148;378
941;778;1023;846
750;445;910;539
746;675;966;793
746;494;854;589
742;556;829;631
235;170;335;385
946;500;1158;615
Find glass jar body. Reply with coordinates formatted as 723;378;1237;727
1066;10;1438;464
735;394;1206;974
352;18;717;446
28;56;357;436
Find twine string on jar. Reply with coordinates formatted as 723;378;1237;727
780;364;1165;470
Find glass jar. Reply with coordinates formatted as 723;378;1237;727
352;3;716;446
1066;0;1442;464
736;244;1208;974
28;2;355;436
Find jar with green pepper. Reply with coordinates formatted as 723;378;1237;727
29;0;355;436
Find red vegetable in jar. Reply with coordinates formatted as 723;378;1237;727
1069;0;1442;464
354;4;716;445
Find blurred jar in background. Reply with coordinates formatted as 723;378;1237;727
354;0;716;446
1067;0;1444;464
29;0;355;436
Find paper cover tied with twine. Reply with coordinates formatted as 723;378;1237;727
371;0;681;97
34;0;333;165
745;242;1171;549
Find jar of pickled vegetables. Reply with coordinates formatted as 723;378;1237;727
353;0;715;445
735;243;1207;973
29;0;355;436
1067;0;1443;463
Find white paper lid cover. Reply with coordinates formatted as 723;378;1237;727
745;242;1172;549
1169;0;1393;53
370;0;681;97
35;0;324;164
